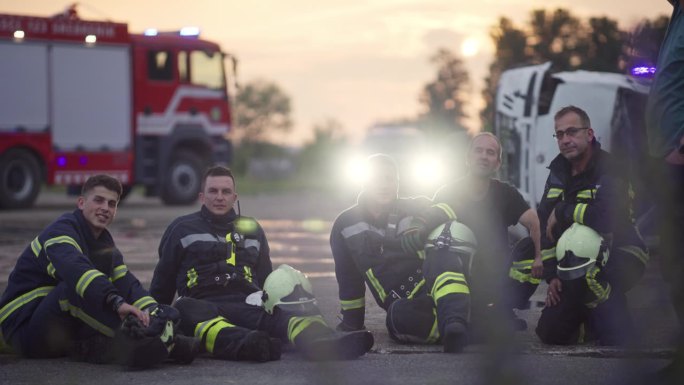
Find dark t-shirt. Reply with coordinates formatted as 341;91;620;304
433;178;530;304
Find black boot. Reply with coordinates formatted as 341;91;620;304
71;334;116;364
236;331;281;362
297;324;374;361
434;293;470;349
169;335;201;364
268;337;282;361
111;315;171;369
502;308;527;331
442;322;468;353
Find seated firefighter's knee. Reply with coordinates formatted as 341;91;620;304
173;297;221;333
385;296;437;344
422;220;477;283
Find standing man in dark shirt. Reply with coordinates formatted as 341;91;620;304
647;1;684;381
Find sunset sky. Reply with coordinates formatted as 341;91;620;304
2;1;673;145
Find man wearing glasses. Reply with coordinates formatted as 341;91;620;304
535;105;648;346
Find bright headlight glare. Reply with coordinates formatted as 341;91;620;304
411;155;443;186
343;157;368;185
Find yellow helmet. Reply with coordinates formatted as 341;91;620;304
556;223;609;280
262;265;317;314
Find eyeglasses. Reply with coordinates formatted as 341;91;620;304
553;126;588;140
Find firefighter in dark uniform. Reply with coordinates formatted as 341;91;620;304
395;133;544;342
332;145;541;352
0;175;194;368
535;106;648;346
332;154;472;352
150;166;373;362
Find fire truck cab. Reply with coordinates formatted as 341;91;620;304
0;8;234;208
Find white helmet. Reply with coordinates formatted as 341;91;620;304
262;264;317;314
556;223;609;280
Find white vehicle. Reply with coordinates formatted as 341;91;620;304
494;62;651;210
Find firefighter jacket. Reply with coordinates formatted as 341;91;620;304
0;209;156;342
538;141;648;280
331;195;433;330
150;206;272;305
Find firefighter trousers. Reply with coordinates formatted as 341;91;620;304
173;294;332;359
8;282;122;358
386;237;539;344
536;246;646;346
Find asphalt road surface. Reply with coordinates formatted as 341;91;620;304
0;190;678;385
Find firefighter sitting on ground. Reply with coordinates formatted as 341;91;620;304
535;106;649;346
332;144;542;352
397;133;544;341
150;165;374;362
0;175;197;368
416;133;543;339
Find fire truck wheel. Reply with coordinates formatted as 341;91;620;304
0;149;42;209
161;150;205;205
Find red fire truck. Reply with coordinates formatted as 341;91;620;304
0;7;235;208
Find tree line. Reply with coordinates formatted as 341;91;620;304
480;8;668;131
231;8;669;182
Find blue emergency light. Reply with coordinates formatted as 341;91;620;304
631;66;656;77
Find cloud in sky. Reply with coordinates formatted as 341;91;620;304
3;0;673;145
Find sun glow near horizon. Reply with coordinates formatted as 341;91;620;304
460;37;480;57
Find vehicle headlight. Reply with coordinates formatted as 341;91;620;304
342;155;368;188
409;154;444;187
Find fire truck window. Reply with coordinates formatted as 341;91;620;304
178;51;189;82
496;112;521;188
190;50;224;89
537;74;560;116
148;50;173;81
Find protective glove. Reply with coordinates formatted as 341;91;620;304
120;304;179;339
119;314;147;339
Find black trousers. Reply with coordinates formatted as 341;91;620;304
657;164;684;328
536;247;645;346
174;293;330;359
654;163;684;379
385;238;539;344
9;282;121;358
